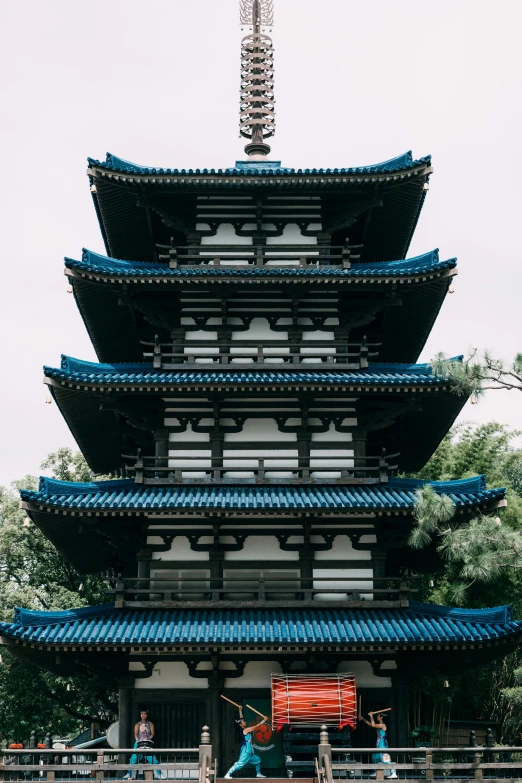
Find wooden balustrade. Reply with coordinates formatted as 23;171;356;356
140;338;379;370
121;451;399;485
107;576;414;609
0;744;216;782
0;727;215;783
156;242;363;269
316;727;519;783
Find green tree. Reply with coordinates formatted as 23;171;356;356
0;449;115;745
405;423;522;741
407;423;522;601
432;350;522;399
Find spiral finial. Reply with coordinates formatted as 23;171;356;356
239;0;275;159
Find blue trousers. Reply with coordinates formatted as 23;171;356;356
372;737;395;775
128;742;159;777
227;744;261;775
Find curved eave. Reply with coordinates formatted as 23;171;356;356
19;478;505;574
87;151;432;181
66;250;456;364
44;366;457;393
42;358;467;475
21;475;506;515
21;484;504;577
1;601;519;651
65;249;456;283
87;151;432;264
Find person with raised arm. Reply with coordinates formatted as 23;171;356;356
359;711;397;779
224;704;267;779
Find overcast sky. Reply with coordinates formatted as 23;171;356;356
1;0;521;487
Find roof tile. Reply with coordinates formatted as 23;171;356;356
87;151;431;178
64;248;456;280
44;356;461;387
20;476;505;512
0;603;518;646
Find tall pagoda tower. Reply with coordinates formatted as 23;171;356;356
1;1;518;774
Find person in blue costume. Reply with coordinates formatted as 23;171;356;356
123;710;160;780
224;704;268;779
359;712;397;779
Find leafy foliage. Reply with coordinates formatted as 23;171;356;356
0;449;114;744
409;485;456;550
407;423;522;599
406;423;522;741
432;350;522;399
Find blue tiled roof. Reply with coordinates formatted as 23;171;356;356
0;603;519;646
20;475;505;512
87;151;431;178
66;249;456;280
44;356;461;387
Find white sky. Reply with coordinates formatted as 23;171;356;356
1;0;521;486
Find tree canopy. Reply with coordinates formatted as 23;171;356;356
0;449;116;745
405;422;522;741
432;351;522;399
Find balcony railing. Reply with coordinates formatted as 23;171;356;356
0;728;215;783
107;576;414;609
156;241;363;269
141;338;379;370
121;451;400;485
316;727;520;783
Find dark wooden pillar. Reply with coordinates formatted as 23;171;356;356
209;546;224;601
352;430;367;475
392;674;409;747
210;431;225;481
372;548;387;579
119;682;134;748
299;523;314;599
154;429;169;472
170;326;186;359
208;673;224;774
297;432;311;479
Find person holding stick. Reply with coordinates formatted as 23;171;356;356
123;709;159;780
359;711;397;779
224;703;268;779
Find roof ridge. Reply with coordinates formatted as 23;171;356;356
26;474;499;499
86;151;431;177
67;248;457;276
3;601;516;632
49;355;463;376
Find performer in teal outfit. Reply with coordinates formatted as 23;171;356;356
123;710;159;780
224;705;268;779
359;712;397;779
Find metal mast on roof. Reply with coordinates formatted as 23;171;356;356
239;0;275;159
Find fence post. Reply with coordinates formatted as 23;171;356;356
467;731;483;780
318;725;332;771
199;725;212;783
484;727;494;765
425;748;433;782
96;749;105;781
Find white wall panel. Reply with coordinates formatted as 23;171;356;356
338;660;393;688
148;536;211;561
313;536;372;561
226;661;283;688
131;662;209;689
313;567;374;601
225;419;296;442
224;535;300;561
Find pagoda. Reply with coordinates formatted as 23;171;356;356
1;1;519;774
